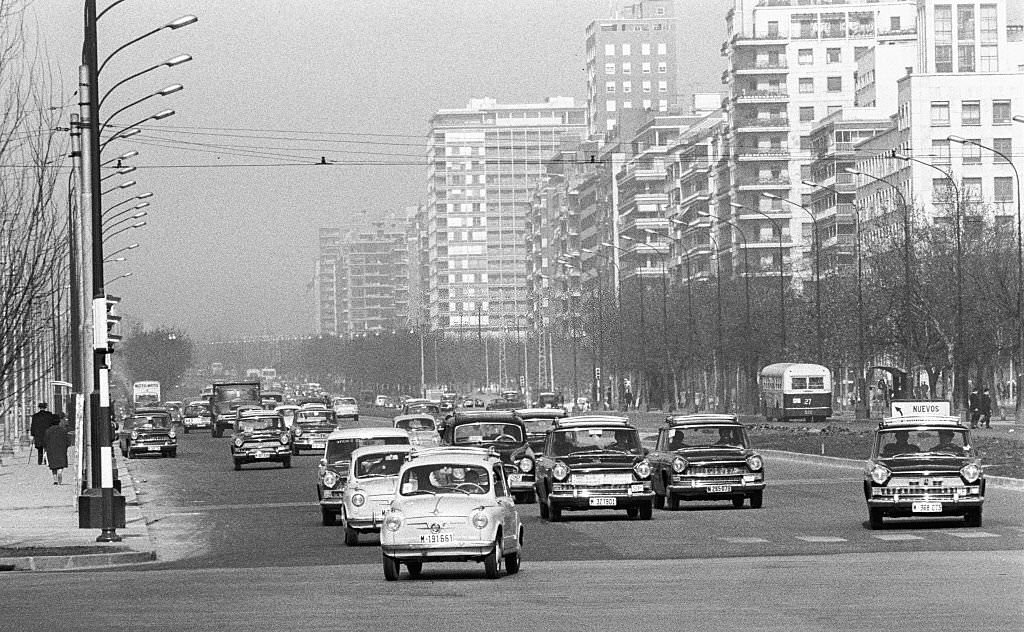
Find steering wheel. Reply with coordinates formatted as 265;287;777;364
454;482;486;493
494;434;517;443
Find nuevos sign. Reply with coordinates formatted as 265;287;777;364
890;400;951;417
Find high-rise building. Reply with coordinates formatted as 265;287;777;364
314;228;341;336
425;97;587;336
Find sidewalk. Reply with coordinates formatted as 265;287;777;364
0;443;156;571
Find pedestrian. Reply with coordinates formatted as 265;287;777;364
43;416;71;485
967;386;981;428
979;387;992;429
29;402;58;465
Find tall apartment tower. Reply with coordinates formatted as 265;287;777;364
721;0;919;283
585;0;679;138
425;97;587;335
315;228;342;335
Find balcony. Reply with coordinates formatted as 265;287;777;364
877;27;917;41
735;147;790;161
727;33;788;48
678;188;712;207
733;89;788;104
733;117;790;132
620;160;666;183
734;60;789;75
737;175;791;191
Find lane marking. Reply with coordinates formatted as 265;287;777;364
871;534;924;541
946;531;1000;539
771;478;864;486
795;536;847;543
718;537;769;544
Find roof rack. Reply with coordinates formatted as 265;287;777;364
664;413;739;425
408;446;500;460
514;407;568;418
554;415;631;428
878;415;962;429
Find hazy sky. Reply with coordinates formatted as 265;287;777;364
29;0;724;341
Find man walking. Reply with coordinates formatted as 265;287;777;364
979;387;993;429
967;386;981;429
29;402;58;465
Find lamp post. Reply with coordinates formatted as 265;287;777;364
730;202;787;356
102;221;147;244
557;254;583;407
764;192;821;360
950;132;1022;421
618;236;651;410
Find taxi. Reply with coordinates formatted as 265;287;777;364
291;407;339;455
230;410;291;470
339;445;414;545
514;407;567;453
181;400;211;433
118;409;177;459
380;447;523;580
317;427;410;526
864;415;984;529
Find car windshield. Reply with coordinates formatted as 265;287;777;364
665;425;749;450
183;405;209;417
335;398;357;406
325;437;409;463
548;427;641;456
396;417;436;431
453;422;523;444
405;403;440;415
523;419;555;434
354;452;408;478
238;417;283;432
400;464;491;495
876;427;969;457
124;416;171;430
297;411;336;425
214;386;260;403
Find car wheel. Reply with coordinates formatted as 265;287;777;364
749;491;764;509
548;499;562;522
732;496;745;509
233;459;242;471
382;555;400;581
282;456;291;469
964;508;982;528
183;427;189;434
652;490;665;510
626;506;639;519
666;493;679;510
291;445;299;456
639;501;653;520
405;561;422;578
321;506;334;526
169;449;177;458
538;496;549;519
344;524;358;546
484;536;503;579
868;507;884;530
504;550;521;575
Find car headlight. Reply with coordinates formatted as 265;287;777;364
233;437;244;448
383;511;403;532
870;463;891;485
671;456;688;473
168;429;176;439
351;492;366;507
293;426;303;437
633;459;652;479
322;470;340;488
960;462;982;484
519;457;534;473
130;430;138;440
279;433;290;445
746;454;764;471
552;462;570;481
471;510;489;529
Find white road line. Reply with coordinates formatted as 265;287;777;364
795;536;848;543
945;531;1000;539
872;534;925;541
718;537;769;544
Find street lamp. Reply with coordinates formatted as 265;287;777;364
106;272;133;284
604;239;646;410
100;165;135;182
102;211;147;232
100;150;138;168
103;202;149;225
581;247;610;409
100;85;182;134
730;202;787;356
100;108;175;152
104;243;139;259
102;221;147;245
99;54;192;111
102;192;153;217
949;133;1023;421
639;230;676;411
764;192;821;360
101;179;135;196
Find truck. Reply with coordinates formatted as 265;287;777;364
210;380;262;437
132;381;162;409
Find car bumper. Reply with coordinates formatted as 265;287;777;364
507;475;535;493
668;480;766;498
382;541;494;560
867;496;984;516
292;439;328;451
233;447;290;462
183;420;211;428
548;490;654;510
128;444;175;455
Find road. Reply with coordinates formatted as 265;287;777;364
3;414;1022;630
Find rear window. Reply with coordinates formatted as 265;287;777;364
325;436;409;463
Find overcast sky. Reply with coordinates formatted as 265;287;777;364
28;0;724;341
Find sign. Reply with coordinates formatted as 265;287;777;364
890;400;951;417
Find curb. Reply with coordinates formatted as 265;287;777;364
763;449;1024;490
0;550;156;572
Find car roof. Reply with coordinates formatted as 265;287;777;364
393;413;436;423
404;446;501;467
133;408;170;415
879;415;963;429
453;410;518;423
326;427;410;441
350;444;414;460
274;404;301;411
664;414;741;427
186;400;208;406
238;410;282;419
515;407;568;419
553;414;632;429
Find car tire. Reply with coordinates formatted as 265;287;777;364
732;496;745;509
666;493;679;511
964;508;982;528
233;459;242;471
168;449;177;459
868;507;884;530
321;507;334;526
652;490;665;510
504;550;521;575
749;491;764;509
382;555;400;581
639;501;653;520
183;427;189;434
405;561;422;578
291;445;299;456
538;496;549;519
344;524;358;546
548;499;561;522
484;537;502;579
282;456;291;469
626;506;639;519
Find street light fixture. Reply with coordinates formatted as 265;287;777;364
99;54;192;110
102;221;147;245
100;165;135;182
101;179;135;196
106;272;133;284
102;192;153;217
100;149;138;168
105;243;139;259
100;85;183;134
101;109;174;152
103;202;150;225
102;211;147;232
98;15;199;75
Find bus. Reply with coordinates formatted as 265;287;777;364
132;381;161;409
759;363;833;423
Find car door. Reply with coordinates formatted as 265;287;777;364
651;428;669;494
493;464;519;551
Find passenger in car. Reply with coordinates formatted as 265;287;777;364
882;430;921;457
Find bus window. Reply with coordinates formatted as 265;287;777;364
808;377;824;390
791;377;807;390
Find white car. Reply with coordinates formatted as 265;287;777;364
393;414;442;448
332;396;360;421
318;427;411;526
339;445;414;545
380;447;524;580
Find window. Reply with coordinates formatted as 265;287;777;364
606;100;616;112
798;49;813;65
935;45;953;72
657;61;667;73
958;44;975;72
799;77;814;93
606;81;616;93
622;81;632;93
641;42;651;55
604;62;615;74
933;139;951;164
799;106;815;122
957;5;975;41
961;100;981;125
993;138;1012;163
930;101;950;125
655;6;665;16
994;177;1014;202
933;178;953;203
979;45;998;71
642;62;651;73
935;5;952;43
963;177;982;201
604;44;615;56
657;42;667;55
962;140;981;164
890;16;901;32
980;5;998;44
621;43;631;55
658;80;667;93
993;101;1011;124
622;62;632;74
623;100;632;109
826;48;841;63
767;21;779;37
642;81;651;93
642;99;652;110
658;99;668;111
827;76;842;92
855;46;869;59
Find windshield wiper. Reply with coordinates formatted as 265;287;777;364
404;489;436;496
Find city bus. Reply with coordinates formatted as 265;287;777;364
758;363;833;423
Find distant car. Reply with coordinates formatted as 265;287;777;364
442;410;535;504
181;401;211;434
864;415;984;529
401;399;443;419
332;396;360;421
648;414;766;510
292;408;339;455
230;410;291;470
317;427;411;526
533;415;654;521
338;445;414;545
393;414;442;448
514;407;568;453
375;395;396;408
163;401;184;424
118;411;177;459
274;404;301;429
380;446;523;580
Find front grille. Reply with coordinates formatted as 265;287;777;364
875;486;969;497
243;441;281;449
688;464;746;476
675;475;745;486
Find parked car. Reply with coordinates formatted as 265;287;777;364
291;408;339;455
514;407;568;453
393;414;442;448
318;427;411;526
380;446;523;580
181;400;211;433
864;415;984;529
231;410;292;470
118;410;177;459
533;415;654;521
648;414;766;510
338;445;414;545
332;396;360;422
442;410;535;503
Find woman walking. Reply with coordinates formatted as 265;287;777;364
43;417;71;485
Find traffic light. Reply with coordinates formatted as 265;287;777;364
105;294;122;349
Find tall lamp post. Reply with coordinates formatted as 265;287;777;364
764;192;821;360
950;132;1022;421
730;202;787;357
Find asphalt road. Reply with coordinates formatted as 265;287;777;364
3;414;1022;631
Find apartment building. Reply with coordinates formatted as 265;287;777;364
314;228;342;336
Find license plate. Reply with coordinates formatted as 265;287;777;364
420;533;454;544
508;474;523;483
589;497;616;507
912;501;942;513
312;442;326;450
255;451;268;459
707;485;732;493
147;446;161;451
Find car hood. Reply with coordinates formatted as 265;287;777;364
877;455;972;473
452;441;526;463
392;494;491;517
674;446;751;462
406;430;441;447
348;476;399;496
559;452;643;468
236;430;283;441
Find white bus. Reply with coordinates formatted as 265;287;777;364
759;363;833;423
132;381;162;409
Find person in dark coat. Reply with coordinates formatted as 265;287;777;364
978;387;993;429
43;417;71;485
30;402;58;465
967;387;981;428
